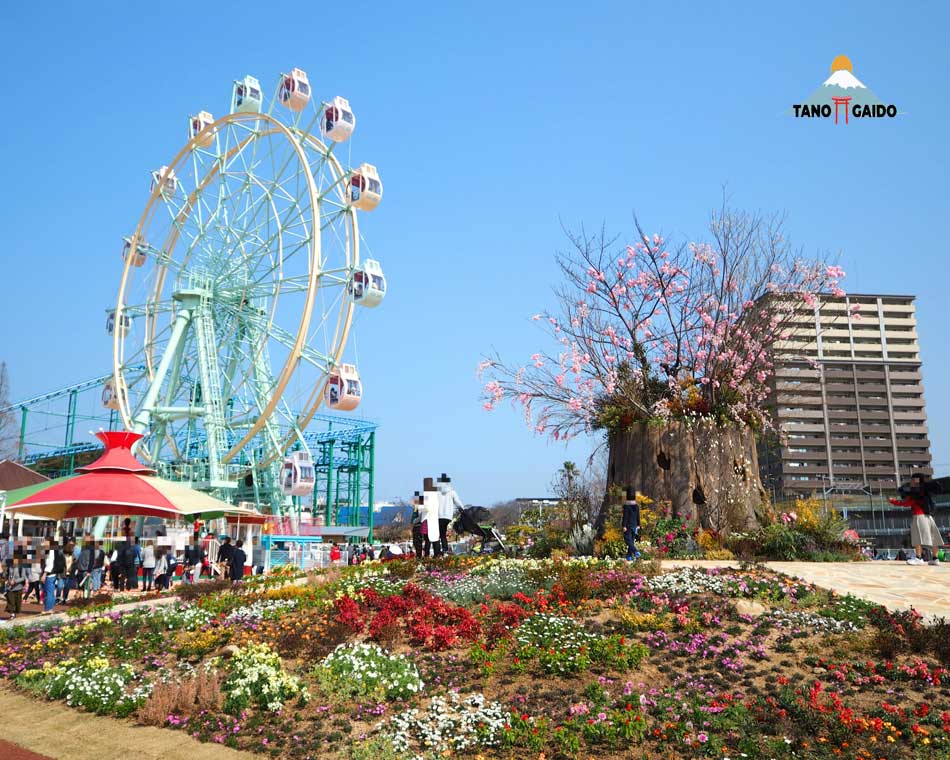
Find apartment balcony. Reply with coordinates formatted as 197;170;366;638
777;408;825;419
880;302;915;312
775;383;822;393
776;398;825;410
783;467;829;478
829;437;860;446
824;382;856;392
782;451;830;461
894;424;929;435
774;368;820;379
822;328;852;339
884;330;918;341
888;383;924;394
892;412;928;423
896;439;931;449
781;425;827;436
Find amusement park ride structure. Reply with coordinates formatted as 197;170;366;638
2;66;385;540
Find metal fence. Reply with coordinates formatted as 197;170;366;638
842;505;950;548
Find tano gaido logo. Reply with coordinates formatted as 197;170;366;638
792;55;898;124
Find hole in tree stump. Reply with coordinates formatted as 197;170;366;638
692;485;707;506
733;459;747;483
657;451;671;471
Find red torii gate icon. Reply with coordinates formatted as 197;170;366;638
831;96;852;125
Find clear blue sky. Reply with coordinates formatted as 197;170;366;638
1;1;948;505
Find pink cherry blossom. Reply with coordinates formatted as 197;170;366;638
478;206;847;440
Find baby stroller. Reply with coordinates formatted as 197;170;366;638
452;506;511;555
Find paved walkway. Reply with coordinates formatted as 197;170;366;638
0;593;181;630
0;739;53;760
663;560;950;620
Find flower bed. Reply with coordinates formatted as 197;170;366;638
0;558;947;759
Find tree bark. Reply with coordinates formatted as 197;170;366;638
605;421;764;531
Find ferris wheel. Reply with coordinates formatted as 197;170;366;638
104;67;386;499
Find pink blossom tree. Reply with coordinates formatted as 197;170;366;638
479;206;849;528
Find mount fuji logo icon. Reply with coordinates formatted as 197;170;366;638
792;56;898;123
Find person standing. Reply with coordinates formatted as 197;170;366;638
410;492;425;558
185;540;205;583
108;544;121;590
329;543;341;565
163;548;174;589
217;536;234;578
58;540;76;604
27;553;44;604
621;487;642;562
119;539;137;591
890;473;944;565
437;474;465;557
131;537;142;589
230;540;247;581
4;553;29;619
153;548;169;590
122;518;133;544
74;539;93;600
141;541;156;591
91;541;106;594
423;478;440;557
41;538;61;615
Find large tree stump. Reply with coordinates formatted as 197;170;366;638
606;421;764;530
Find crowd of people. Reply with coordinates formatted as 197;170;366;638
1;519;250;620
327;542;380;565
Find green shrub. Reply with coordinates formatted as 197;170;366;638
758;524;808;560
317;642;424;701
22;657;146;717
222;642;309;714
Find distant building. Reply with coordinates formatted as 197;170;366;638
514;497;559;508
0;459;48;491
0;460;51;536
373;502;413;526
759;293;932;497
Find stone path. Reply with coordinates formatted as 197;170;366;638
663;560;950;620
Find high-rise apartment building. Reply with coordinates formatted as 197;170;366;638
759;294;931;496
